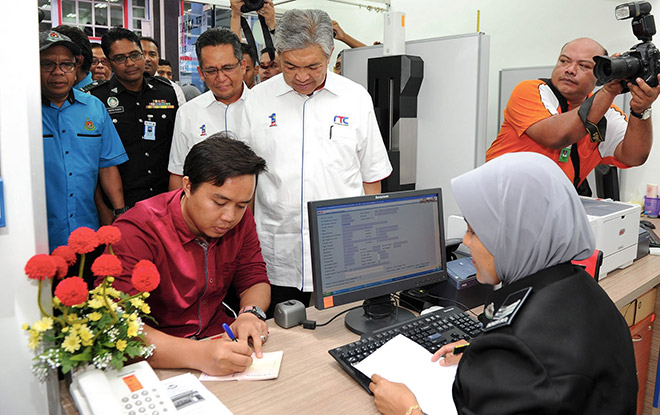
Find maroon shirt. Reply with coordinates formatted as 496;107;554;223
100;189;268;338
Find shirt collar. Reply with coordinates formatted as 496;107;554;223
273;71;337;98
107;73;150;94
201;82;250;109
41;89;76;108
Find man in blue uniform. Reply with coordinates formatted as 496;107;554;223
39;30;128;251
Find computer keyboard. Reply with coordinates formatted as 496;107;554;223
328;306;482;393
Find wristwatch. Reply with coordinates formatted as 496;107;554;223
631;107;652;120
240;305;267;321
113;206;130;217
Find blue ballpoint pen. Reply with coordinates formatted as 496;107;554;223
222;323;238;342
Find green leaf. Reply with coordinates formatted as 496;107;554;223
69;347;92;362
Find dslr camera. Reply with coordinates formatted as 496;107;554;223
241;0;265;13
593;1;660;87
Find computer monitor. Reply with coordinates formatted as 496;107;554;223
308;188;447;335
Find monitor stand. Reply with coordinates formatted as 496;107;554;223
344;295;415;335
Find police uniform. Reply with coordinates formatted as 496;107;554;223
453;263;637;414
84;75;178;207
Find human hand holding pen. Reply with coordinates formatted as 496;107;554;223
231;313;269;358
431;339;469;367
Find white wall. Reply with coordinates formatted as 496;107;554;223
272;0;660;202
0;2;55;415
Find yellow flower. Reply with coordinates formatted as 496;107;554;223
142;292;150;299
88;312;102;322
129;313;137;321
87;297;104;309
72;323;82;333
52;297;61;306
21;323;29;331
141;304;151;314
62;332;81;353
115;339;127;352
33;317;54;332
61;327;69;333
78;325;94;347
27;330;41;350
106;287;122;298
127;320;139;338
130;298;144;308
66;313;79;323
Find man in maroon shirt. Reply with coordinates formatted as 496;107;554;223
104;133;270;375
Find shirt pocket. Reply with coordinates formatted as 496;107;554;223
76;133;103;166
323;132;361;176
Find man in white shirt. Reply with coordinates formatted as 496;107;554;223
168;28;250;190
243;9;392;314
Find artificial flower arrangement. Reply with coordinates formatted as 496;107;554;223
22;225;160;381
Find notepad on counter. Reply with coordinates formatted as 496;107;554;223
354;335;457;415
199;351;283;381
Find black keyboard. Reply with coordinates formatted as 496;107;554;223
328;306;482;393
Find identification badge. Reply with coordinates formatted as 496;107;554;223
143;121;156;141
559;146;571;162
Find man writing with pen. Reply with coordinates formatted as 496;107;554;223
98;133;271;375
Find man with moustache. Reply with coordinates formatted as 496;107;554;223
487;37;660;195
39;30;127;252
168;28;249;190
242;9;392;314
87;28;178;209
103;133;271;375
90;43;112;81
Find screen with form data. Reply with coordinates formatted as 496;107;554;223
309;189;447;310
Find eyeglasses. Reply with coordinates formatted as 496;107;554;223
109;51;144;65
200;61;242;77
40;61;77;73
259;61;278;70
92;58;108;66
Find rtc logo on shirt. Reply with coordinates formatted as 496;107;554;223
333;115;349;126
200;124;207;136
269;113;277;127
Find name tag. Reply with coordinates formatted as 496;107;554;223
143;121;156;141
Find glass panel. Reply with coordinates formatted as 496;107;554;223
133;0;145;7
81;26;93;37
62;0;77;23
133;7;145;19
39;22;52;32
96;26;108;37
38;0;51;9
133;19;142;30
95;5;107;26
110;5;123;26
79;1;93;26
42;9;51;22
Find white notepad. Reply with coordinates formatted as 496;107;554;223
354;335;457;415
199;351;283;381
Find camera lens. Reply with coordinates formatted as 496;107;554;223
593;54;642;84
241;0;265;13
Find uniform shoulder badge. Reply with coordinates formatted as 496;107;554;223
483;287;532;332
80;79;108;93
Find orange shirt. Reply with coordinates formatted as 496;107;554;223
486;79;628;185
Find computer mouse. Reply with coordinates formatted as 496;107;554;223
640;220;656;230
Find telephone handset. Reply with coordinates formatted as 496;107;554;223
69;360;177;415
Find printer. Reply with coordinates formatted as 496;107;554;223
580;197;641;279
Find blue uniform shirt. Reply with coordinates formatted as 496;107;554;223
42;89;128;251
74;71;93;90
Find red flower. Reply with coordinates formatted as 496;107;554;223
25;254;57;280
54;277;88;306
51;255;69;279
91;254;123;277
51;246;77;266
131;260;160;292
68;227;99;254
96;226;122;245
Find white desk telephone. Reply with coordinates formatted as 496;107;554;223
69;360;177;415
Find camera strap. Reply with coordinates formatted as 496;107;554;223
240;15;275;62
539;78;593;196
577;93;607;144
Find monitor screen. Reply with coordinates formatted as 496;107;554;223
308;188;447;319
